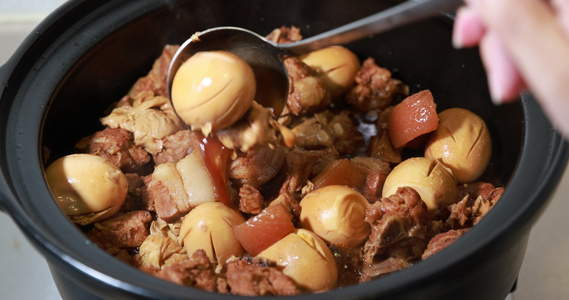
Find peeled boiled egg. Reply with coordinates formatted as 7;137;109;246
425;108;492;183
179;202;246;266
45;154;128;225
171;51;256;134
299;185;370;247
299;46;360;98
382;157;457;211
256;228;338;292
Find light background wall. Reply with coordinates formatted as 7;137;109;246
0;0;67;23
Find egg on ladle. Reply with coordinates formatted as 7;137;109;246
171;51;256;134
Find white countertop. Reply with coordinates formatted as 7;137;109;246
1;16;568;300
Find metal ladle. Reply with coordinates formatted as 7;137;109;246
167;0;463;116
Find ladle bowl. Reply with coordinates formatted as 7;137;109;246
166;0;464;117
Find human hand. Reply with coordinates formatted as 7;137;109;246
453;0;569;137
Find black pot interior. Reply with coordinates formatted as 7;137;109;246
25;0;531;298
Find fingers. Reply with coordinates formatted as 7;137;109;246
462;0;569;137
479;31;526;103
453;6;485;48
453;4;526;103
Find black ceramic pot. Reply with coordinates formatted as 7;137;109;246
1;0;567;299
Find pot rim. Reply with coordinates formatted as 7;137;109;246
1;0;568;299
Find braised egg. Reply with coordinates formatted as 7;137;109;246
425;108;492;183
45;154;128;225
257;228;338;291
179;202;245;266
300;46;360;98
299;185;370;247
171;51;256;134
382;157;457;211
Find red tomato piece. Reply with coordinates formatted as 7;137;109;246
388;89;439;149
234;204;295;256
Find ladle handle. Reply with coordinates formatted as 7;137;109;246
280;0;464;55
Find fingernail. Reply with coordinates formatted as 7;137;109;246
452;30;463;49
488;72;505;105
452;9;465;48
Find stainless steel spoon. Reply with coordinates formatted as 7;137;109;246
167;0;463;116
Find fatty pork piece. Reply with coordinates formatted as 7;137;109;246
128;44;179;99
446;182;504;229
346;57;408;112
153;130;203;165
291;110;364;155
285;57;331;116
142;150;222;221
215;102;295;152
229;145;287;189
101;91;185;155
218;257;302;296
360;187;430;282
75;127;151;173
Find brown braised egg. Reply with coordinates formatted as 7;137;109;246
257;228;338;292
382;157;457;211
45;154;128;225
178;202;246;266
425;108;492;183
299;46;360;98
171;51;256;134
299;185;370;247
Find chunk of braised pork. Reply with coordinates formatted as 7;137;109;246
446;182;504;229
284;57;331;115
346;57;408;112
215;102;295;152
291;110;364;155
239;184;264;215
307;156;390;202
128;44;179;98
268;191;301;220
75;128;150;173
280;148;340;194
422;229;469;260
153;130;203;165
360;187;430;282
218;257;302;296
87;211;152;253
368;106;401;163
229;146;287;189
101;92;185;155
265;26;302;44
351;156;391;202
141;175;181;221
153;250;219;292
